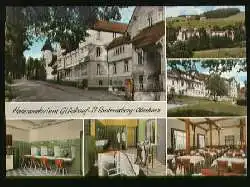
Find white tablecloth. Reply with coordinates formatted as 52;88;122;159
173;155;205;165
209;152;217;157
167;154;175;160
211;157;247;169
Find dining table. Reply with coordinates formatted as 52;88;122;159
173;155;205;165
211;157;247;169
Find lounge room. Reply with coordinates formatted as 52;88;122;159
6;120;83;177
167;117;247;176
84;119;166;176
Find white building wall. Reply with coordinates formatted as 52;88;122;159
6;126;30;142
55;29;122;87
127;6;164;38
207;127;241;146
29;120;82;142
43;50;54;80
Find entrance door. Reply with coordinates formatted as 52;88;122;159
127;127;136;147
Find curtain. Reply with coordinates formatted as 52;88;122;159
174;130;186;150
198;135;205;148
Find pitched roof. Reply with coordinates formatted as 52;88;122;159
92;20;128;33
167;69;209;81
131;20;165;48
106;34;131;50
41;39;53;51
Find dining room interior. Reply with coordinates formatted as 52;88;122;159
167;117;247;176
6;119;83;177
84;119;166;176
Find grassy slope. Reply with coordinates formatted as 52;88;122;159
193;47;246;58
166;12;245;28
168;100;246;117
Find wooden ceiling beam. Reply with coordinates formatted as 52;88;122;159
178;118;208;132
205;118;220;130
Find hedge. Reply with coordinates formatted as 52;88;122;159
236;99;246;106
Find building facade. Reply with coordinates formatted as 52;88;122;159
176;28;235;42
167;70;238;99
54;20;127;88
42;7;166;100
126;6;165;100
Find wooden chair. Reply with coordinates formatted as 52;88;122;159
204;153;212;167
29;155;38;169
182;159;191;175
231;162;245;174
54;159;68;176
217;160;228;176
175;158;182;174
40;157;51;174
201;168;217;176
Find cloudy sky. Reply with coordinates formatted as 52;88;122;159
24;6;135;59
165;6;245;17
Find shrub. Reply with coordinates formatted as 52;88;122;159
236;99;246;106
168;109;238;117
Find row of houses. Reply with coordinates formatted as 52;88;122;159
176;28;235;41
167;69;239;100
42;6;165;101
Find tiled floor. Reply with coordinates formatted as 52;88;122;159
122;148;166;176
6;168;80;177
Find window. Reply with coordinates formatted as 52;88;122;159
122;46;125;53
139;75;143;90
145;120;156;144
147;13;153;27
113;32;117;38
181;80;184;86
171;129;186;150
138;51;143;65
110;80;112;85
99;80;103;86
97;31;101;40
197;134;205;148
96;47;101;57
172;80;174;85
97;64;101;75
113;63;117;74
225;135;234;146
124;60;129;72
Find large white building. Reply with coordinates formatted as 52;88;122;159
55;20;127;89
107;6;165;100
43;6;166;101
167;70;238;99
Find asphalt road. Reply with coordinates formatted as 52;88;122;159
10;79;125;101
